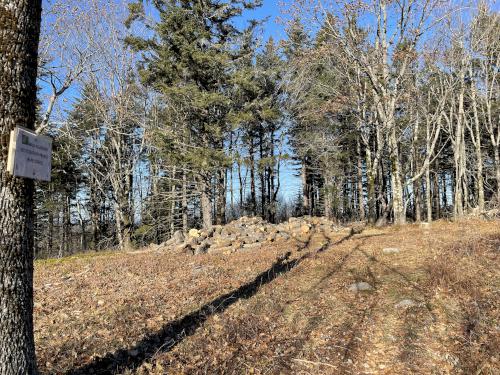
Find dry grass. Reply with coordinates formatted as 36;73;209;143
34;219;500;374
424;231;499;375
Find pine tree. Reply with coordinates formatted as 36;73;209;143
126;0;262;229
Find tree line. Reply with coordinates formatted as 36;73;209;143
29;0;500;259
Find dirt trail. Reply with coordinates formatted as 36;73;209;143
34;220;500;375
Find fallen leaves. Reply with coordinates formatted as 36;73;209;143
34;219;500;374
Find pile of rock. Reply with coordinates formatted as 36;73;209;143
158;216;341;255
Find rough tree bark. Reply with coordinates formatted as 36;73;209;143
0;1;42;373
469;74;485;211
215;168;226;225
182;169;188;233
301;157;310;215
249;140;257;216
200;179;212;230
356;137;365;220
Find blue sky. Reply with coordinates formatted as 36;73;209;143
237;0;287;41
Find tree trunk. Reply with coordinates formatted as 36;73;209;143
495;146;500;202
258;127;266;219
301;157;309;215
356;138;365;220
366;151;376;224
91;185;100;250
470;82;485;212
47;209;54;256
150;162;160;243
236;157;243;213
228;131;234;217
215;168;226;225
441;172;448;213
434;171;441;218
76;201;86;252
389;126;405;224
170;167;177;236
425;165;432;223
375;161;389;227
249;140;257;216
453;75;466;219
414;179;421;223
200;180;212;230
0;1;42;373
64;194;71;254
114;202;124;249
182;170;188;233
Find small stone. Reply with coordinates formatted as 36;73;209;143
395;299;415;309
348;282;373;292
192;265;204;275
214;238;233;248
97;300;104;306
194;240;211;255
186;236;200;247
383;247;400;254
169;230;185;245
188;228;201;238
300;224;311;234
243;243;261;250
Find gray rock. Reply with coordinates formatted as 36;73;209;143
383;247;400;254
395;299;416;309
348;282;373;292
266;233;277;242
245;232;265;243
166;230;185;246
194;240;211;255
212;225;223;237
276;232;290;241
175;242;194;253
213;238;233;248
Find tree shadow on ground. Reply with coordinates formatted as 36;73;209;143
357;248;436;320
67;229;358;374
66;252;299;374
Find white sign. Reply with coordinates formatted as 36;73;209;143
7;127;52;182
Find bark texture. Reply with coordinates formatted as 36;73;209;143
0;1;42;374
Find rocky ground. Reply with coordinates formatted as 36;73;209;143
34;218;499;375
155;216;346;256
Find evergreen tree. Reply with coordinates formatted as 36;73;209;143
126;0;262;229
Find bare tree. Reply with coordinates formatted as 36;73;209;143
294;0;448;224
63;1;147;250
37;0;100;133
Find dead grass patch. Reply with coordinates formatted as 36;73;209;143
33;220;499;374
423;232;500;374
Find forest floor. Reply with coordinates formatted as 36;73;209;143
35;219;499;375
